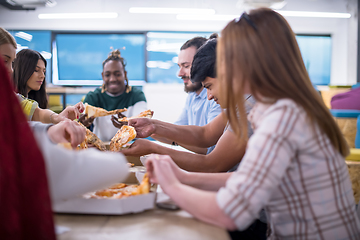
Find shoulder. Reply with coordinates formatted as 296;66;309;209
17;93;38;106
128;87;147;102
84;88;102;102
250;99;304;131
86;87;102;96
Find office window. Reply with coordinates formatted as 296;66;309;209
296;35;331;85
9;30;52;83
146;32;214;83
53;33;145;86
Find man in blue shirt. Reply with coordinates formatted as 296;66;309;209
174;35;222;154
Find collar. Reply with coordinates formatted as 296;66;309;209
105;91;123;97
195;88;207;99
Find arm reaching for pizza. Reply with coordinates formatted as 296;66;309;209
122;129;246;173
47;119;86;148
32;101;85;124
57;101;84;121
128;118;156;138
145;154;235;230
128;113;226;148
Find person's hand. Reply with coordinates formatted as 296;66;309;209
120;139;156;156
78;113;95;128
47;119;86;148
111;114;127;129
145;154;185;190
58;101;84;121
128;118;155;138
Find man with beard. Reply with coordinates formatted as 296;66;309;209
173;35;222;154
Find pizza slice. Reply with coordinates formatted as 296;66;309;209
89;173;150;199
78;122;106;151
84;103;127;118
118;109;154;122
58;141;88;150
109;125;137;151
58;123;105;151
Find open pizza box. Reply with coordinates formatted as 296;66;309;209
53;167;156;215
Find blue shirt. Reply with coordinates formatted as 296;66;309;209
174;88;222;153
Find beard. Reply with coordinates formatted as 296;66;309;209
184;81;202;93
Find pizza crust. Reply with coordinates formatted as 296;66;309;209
118;109;154;122
84;103;127;118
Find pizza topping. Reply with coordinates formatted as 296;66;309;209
109;125;136;151
86;173;150;199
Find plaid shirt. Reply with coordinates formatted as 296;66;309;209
217;99;360;239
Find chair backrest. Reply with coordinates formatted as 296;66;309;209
356;115;360;148
330;109;360;149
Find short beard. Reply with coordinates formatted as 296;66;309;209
184;81;202;93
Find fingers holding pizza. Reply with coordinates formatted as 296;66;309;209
120;139;157;156
128;118;156;138
145;154;182;190
111;114;127;129
48;119;86;149
79;114;95;128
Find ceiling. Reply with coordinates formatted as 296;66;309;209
0;0;355;32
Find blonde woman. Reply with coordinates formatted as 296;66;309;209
134;8;360;239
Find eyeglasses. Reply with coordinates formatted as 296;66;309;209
235;12;257;31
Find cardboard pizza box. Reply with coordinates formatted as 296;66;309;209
53;167;156;215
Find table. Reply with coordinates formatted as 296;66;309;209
54;208;230;240
54;187;230;240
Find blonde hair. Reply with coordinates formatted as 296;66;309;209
217;8;349;157
0;27;17;49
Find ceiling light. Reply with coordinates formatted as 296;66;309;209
177;10;351;21
129;7;215;15
15;31;33;41
276;11;351;18
38;12;118;19
177;14;237;21
147;32;210;40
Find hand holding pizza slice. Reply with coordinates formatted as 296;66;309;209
109;125;137;152
118;109;154;122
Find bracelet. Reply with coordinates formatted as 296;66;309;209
49;112;56;123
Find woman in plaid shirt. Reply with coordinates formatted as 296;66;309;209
141;8;360;239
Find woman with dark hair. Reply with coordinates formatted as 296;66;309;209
134;8;360;239
13;48;84;123
80;49;148;141
14;48;48;108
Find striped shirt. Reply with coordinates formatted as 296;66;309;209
217;99;360;239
